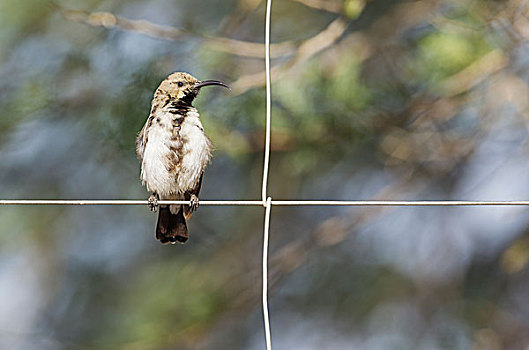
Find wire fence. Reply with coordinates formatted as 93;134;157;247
4;200;529;206
3;1;529;349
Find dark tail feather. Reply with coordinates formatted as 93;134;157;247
156;205;188;244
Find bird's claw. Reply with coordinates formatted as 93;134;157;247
148;194;159;212
189;194;199;212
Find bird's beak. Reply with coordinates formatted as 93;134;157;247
194;80;230;90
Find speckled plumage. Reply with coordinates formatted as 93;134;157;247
136;72;227;244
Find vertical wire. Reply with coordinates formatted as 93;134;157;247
261;0;273;205
262;1;273;347
262;197;273;350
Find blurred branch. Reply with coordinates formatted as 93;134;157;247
56;5;295;59
60;8;185;41
202;37;294;59
291;0;344;14
54;3;351;93
230;18;349;94
439;50;508;97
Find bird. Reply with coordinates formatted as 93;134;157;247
136;72;229;244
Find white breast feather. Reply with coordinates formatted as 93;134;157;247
141;109;211;197
178;111;212;191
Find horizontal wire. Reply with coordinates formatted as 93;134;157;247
0;200;261;206
270;200;529;206
2;200;529;206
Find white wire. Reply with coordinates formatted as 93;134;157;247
0;200;262;206
262;1;273;349
269;200;529;206
3;200;529;206
261;0;272;206
262;197;273;350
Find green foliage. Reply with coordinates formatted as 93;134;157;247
113;261;226;347
0;0;52;51
415;32;492;83
345;0;366;19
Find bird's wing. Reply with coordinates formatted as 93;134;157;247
137;96;163;161
136;122;147;162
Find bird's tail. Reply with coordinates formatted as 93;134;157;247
156;205;188;244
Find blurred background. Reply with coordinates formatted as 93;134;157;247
1;0;529;348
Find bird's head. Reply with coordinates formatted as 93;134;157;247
156;72;229;106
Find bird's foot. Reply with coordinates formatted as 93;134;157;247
189;194;199;212
148;194;159;212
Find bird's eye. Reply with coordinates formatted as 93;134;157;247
177;82;184;87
